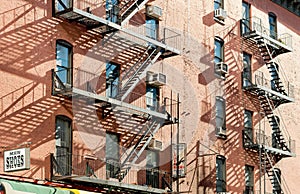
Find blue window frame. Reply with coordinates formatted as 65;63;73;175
106;62;120;98
214;37;224;63
269;12;277;39
214;0;223;10
146;17;158;40
106;0;119;23
146;85;159;111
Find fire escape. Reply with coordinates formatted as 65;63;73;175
241;17;295;194
51;0;180;193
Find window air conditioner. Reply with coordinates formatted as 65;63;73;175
215;62;228;75
146;71;166;86
216;127;227;136
214;8;227;20
146;5;163;18
148;139;163;151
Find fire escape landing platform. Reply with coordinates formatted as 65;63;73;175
55;7;181;56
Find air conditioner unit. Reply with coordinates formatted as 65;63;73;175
215;62;228;75
146;71;166;86
146;5;163;18
148;139;163;151
214;8;227;20
216;127;227;136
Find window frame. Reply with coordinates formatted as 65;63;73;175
245;165;254;193
215;96;226;138
56;39;73;85
106;62;120;98
216;155;226;192
146;149;159;188
214;0;224;10
106;132;120;179
55;115;72;176
268;12;277;39
146;84;159;111
242;52;252;88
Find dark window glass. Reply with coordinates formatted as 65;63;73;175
216;155;226;192
242;52;252;88
245;165;254;194
269;13;277;39
55;115;72;176
106;133;120;179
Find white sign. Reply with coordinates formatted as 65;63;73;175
4;148;30;172
172;143;187;178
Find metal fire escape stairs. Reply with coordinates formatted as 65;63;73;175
118;117;163;180
52;0;180;187
242;25;294;194
117;46;162;101
120;0;150;25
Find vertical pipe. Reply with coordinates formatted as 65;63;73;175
170;91;173;191
176;93;180;192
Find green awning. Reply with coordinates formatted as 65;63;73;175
0;179;74;194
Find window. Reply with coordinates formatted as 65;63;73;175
55;115;72;176
244;110;253;145
216;155;226;192
269;12;277;39
106;62;120;98
146;150;159;188
214;37;224;63
242;52;252;88
146;16;158;40
241;1;251;34
146;85;159;111
244;165;254;194
56;40;72;85
214;37;227;78
106;133;120;179
216;96;226;138
214;0;223;10
55;0;71;13
106;0;119;23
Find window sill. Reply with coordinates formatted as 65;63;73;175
216;133;227;140
214;17;225;25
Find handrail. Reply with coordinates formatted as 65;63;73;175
241;16;293;48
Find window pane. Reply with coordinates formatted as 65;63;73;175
106;62;119;98
56;42;71;84
55;116;72;176
216;97;225;129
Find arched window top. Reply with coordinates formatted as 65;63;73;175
269;12;277;18
56;39;73;49
215;36;224;42
56;115;72;122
